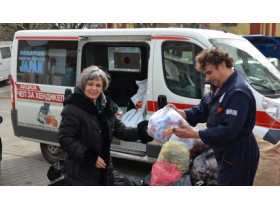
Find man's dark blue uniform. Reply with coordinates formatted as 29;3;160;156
185;70;260;186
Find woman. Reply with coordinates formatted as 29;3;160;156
58;65;153;186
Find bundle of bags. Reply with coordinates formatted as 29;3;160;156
147;107;218;186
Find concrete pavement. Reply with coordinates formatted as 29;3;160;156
0;80;51;186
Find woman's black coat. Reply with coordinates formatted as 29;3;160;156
58;87;152;186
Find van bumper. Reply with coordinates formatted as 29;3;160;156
11;109;59;143
263;129;280;145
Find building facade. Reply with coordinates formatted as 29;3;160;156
106;23;280;36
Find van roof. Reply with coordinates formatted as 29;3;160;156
14;28;245;41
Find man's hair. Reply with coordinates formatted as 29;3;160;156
195;47;234;72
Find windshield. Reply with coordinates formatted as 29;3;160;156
210;38;280;95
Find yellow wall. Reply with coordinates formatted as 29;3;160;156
206;23;251;35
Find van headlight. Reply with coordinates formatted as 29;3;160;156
262;97;280;121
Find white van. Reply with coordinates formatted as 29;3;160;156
0;41;12;82
10;28;280;164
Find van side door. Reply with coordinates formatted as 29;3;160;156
152;36;207;130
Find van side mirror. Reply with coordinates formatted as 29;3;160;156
203;84;211;97
65;89;72;98
157;95;167;110
203;81;213;97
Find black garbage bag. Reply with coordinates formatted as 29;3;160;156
128;177;143;186
113;170;143;186
143;172;152;186
190;152;218;185
195;180;217;186
113;170;131;186
169;174;192;186
47;174;66;186
47;159;66;181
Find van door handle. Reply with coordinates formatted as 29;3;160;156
157;95;167;110
0;63;2;65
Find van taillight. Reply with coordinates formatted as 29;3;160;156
10;75;15;109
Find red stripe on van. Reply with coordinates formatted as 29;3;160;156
151;36;190;40
147;101;278;129
16;36;79;40
271;121;280;129
255;111;275;128
147;101;196;112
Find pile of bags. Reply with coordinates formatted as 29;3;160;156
146;107;218;186
112;107;218;186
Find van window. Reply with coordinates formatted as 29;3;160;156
162;42;204;98
0;47;11;59
17;40;78;86
108;47;141;72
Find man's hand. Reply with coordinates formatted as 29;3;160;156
173;124;200;139
166;103;187;120
95;156;107;169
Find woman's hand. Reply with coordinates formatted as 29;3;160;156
95;156;107;169
166;103;187;119
173;124;200;139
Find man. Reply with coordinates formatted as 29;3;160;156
61;63;77;86
168;47;259;186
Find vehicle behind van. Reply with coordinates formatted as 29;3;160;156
10;29;280;164
0;41;12;82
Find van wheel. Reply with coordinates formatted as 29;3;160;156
40;143;66;164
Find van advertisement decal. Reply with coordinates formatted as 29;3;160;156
16;83;65;103
18;101;59;131
19;51;45;73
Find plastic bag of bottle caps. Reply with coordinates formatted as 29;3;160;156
157;140;190;174
169;133;196;150
192;139;210;152
148;107;187;144
190;152;218;184
189;139;211;172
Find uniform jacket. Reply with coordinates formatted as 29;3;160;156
185;70;260;185
58;86;152;186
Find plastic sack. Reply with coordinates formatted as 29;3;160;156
169;174;192;186
157;140;190;174
192;139;210;152
113;170;131;186
169;133;196;150
113;170;143;186
47;159;66;181
189;139;211;171
195;180;217;186
115;107;124;120
150;160;183;186
190;152;218;185
148;107;187;144
47;174;65;186
143;172;152;186
121;79;147;127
